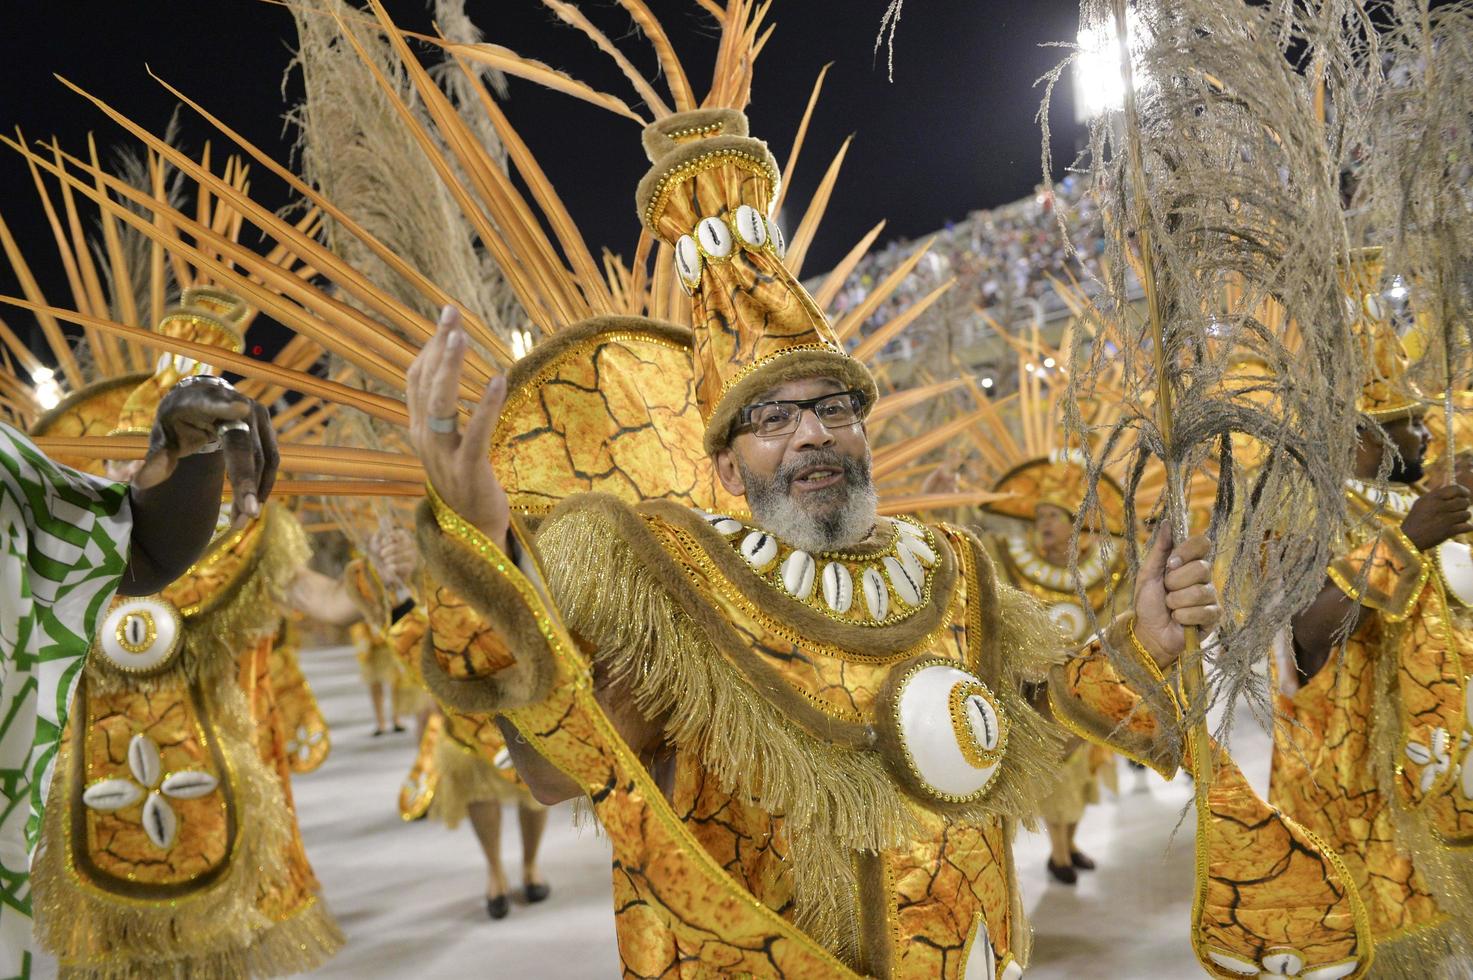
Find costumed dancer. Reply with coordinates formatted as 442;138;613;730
26;4;1361;972
405;95;1220;974
985;456;1125;885
1285;305;1473;977
26;290;409;977
0;377;275;979
388;592;552;920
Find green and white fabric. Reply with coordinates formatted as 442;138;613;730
0;423;130;978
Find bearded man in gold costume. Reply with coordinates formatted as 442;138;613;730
403;109;1222;979
1285;323;1473;978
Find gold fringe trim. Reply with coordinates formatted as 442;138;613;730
429;736;531;827
1369;916;1473;980
540;504;907;959
537;504;1069;962
35;674;294;977
90;505;311;696
1368;622;1473;969
244;895;345;977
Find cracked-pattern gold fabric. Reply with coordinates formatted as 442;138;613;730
268;618;331;774
1273;491;1473;971
416;492;1152;977
1052;629;1375;977
33;506;343;978
1195;746;1372;979
490;323;743;516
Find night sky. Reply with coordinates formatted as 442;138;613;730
1;0;1088;363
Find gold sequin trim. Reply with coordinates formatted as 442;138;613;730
642;149;779;231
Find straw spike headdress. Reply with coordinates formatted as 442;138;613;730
7;1;970;521
1037;0;1380;975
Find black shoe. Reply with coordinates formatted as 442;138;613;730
1047;860;1078;885
1071;850;1096;871
524;881;551;904
486;894;510;920
371;728;386;738
392;723;407;733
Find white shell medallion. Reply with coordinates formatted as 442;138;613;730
98;597;183;674
862;567;890;620
674;235;703;288
895;663;1007;801
1046;602;1088;642
766;216;787;258
740;531;779;570
1438;540;1473;607
781;550;817;600
822;561;854;614
733;205;767;247
696;216;734;258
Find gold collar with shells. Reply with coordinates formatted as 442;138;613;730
1004;535;1114;594
697;511;941;626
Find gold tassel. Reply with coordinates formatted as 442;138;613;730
34;674;293;977
428;736;533;828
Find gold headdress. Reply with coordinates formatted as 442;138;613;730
110;288;248;436
1345;249;1423;422
636;110;877;453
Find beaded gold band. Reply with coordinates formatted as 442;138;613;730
426;482;509;566
1127;616;1184;718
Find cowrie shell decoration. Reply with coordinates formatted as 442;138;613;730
733;205;767;248
822;562;854;614
696;216;734;258
160;771;219;800
781;550;816;600
861;567;890;620
82;779;143;812
142;792;179;850
883;555;922;607
128;733;162;789
766;216;787;259
740;531;778;570
703;513;744;537
674;235;702;291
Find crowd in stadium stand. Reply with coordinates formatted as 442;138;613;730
825;173;1122;362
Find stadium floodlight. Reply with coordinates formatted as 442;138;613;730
1073;11;1152;122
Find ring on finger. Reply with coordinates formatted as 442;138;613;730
217;420;251;435
428;415;458;434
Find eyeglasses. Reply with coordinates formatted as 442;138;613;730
735;390;868;439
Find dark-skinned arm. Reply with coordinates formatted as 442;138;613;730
1289;578;1368;683
120;379;278;595
1291;482;1473;683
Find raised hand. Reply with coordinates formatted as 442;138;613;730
1131;525;1220;668
134;375;278;529
370;525;418;585
1401;482;1473;551
406;306;510;549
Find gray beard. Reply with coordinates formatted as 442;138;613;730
738;447;879;553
